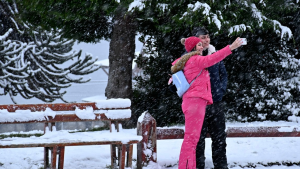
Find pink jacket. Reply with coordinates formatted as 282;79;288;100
172;45;232;105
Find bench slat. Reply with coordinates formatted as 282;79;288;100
0;102;130;112
156;127;300;139
0;140;140;148
227;132;300;137
0;114;131;124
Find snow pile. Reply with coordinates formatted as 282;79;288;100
104;109;131;119
95;98;131;109
0;108;56;123
75;107;95;120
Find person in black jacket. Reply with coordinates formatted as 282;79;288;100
192;27;229;169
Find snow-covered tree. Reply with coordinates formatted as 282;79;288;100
132;0;300;126
222;0;300;123
13;0;141;100
10;0;300;124
224;32;300;123
0;1;100;103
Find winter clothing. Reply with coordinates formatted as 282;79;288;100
196;102;228;169
196;45;229;169
205;45;228;102
172;46;232;105
171;51;200;73
172;45;232;169
179;98;206;169
184;37;201;52
177;44;227;102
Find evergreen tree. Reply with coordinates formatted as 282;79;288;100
222;29;300;122
132;0;300;126
11;0;300;125
12;0;143;99
222;0;300;122
0;1;100;103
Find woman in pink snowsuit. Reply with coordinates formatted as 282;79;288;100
172;36;243;169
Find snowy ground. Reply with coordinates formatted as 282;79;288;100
0;128;300;169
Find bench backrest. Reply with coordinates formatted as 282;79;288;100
0;99;131;132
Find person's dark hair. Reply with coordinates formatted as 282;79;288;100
192;27;209;37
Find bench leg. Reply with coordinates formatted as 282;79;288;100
111;144;129;169
119;144;126;169
51;146;58;169
44;147;50;169
111;144;117;168
58;146;65;169
126;144;133;167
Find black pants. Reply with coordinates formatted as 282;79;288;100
196;101;228;169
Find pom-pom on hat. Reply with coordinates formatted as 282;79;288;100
183;36;201;52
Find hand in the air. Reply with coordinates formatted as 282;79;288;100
229;37;243;51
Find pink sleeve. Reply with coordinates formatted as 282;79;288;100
195;45;232;69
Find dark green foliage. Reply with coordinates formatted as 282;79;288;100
8;0;300;124
132;1;221;126
132;0;300;126
132;34;185;126
13;0;118;42
13;0;138;43
221;29;300;122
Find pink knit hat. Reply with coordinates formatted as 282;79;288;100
184;36;201;52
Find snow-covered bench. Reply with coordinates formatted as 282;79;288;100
0;99;142;169
136;112;300;168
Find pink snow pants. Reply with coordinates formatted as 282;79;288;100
179;97;207;169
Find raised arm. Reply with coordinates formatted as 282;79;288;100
193;37;243;69
171;37;243;73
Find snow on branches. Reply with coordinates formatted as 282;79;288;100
178;1;293;39
0;1;100;103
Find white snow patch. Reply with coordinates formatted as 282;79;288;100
128;0;145;11
95;99;131;109
229;24;247;34
0;108;56;123
104;109;131;119
272;20;293;39
75;107;95;120
138;111;147;122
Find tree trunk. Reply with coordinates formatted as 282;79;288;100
105;7;136;99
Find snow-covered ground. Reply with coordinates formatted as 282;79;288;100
0;129;300;169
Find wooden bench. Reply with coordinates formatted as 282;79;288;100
136;111;300;168
0;99;142;169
